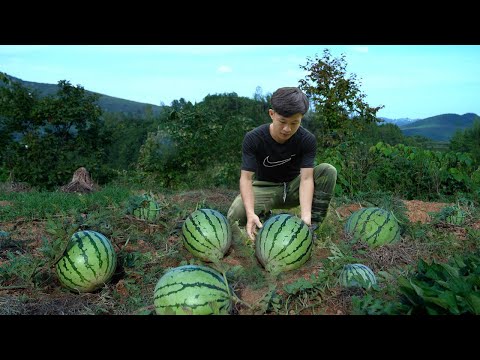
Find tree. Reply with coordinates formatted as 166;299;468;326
450;117;480;164
298;49;384;147
0;77;112;188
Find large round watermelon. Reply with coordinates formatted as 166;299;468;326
56;230;117;293
182;209;231;262
344;207;400;248
255;213;313;275
153;265;233;315
132;194;161;222
339;263;377;290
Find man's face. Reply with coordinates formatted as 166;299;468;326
269;109;302;143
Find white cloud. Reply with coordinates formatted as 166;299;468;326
217;65;232;73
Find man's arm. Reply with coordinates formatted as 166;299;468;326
299;167;314;226
240;170;262;241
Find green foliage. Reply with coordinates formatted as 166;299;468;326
41;215;79;263
137;94;260;188
298;49;384;147
433;204;467;225
0;78;113;189
396;253;480;315
102;111;168;171
351;293;408;315
0;184;132;221
255;285;283;314
0;251;43;287
366;142;479;200
450;117;480;164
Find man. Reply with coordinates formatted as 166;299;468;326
227;87;337;241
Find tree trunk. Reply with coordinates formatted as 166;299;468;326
60;167;98;193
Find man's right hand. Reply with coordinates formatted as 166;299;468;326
246;214;263;241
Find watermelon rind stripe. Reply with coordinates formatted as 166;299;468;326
274;226;310;263
358;208;382;238
182;229;208;255
270;217;302;260
199;209;223;248
363;211;392;246
153;265;232;315
256;214;313;273
56;230;116;292
184;217;215;250
266;214;293;260
154;280;229;300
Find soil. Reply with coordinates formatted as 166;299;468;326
0;190;475;316
401;200;452;223
335;200;451;224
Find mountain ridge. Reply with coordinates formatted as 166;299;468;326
1;73;165;117
2;72;478;141
399;113;478;141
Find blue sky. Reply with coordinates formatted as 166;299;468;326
1;45;479;120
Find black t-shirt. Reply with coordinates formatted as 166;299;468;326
241;124;317;183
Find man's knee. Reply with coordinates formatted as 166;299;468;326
314;163;337;181
227;198;247;226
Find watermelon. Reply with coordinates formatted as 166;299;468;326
153;265;233;315
56;230;117;293
255;213;313;275
344;207;400;248
133;194;161;222
445;206;466;225
182;209;232;262
339;263;377;289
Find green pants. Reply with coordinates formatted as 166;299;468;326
227;163;337;226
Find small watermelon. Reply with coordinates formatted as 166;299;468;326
445;206;466;225
182;209;231;262
153;265;233;315
132;194;161;222
255;213;313;275
56;230;117;293
344;207;400;248
339;263;377;289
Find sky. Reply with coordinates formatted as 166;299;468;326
1;45;479;120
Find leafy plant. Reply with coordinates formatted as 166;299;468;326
396;253;480;315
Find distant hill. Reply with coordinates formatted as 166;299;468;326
1;73;165;117
379;117;419;126
399;113;479;141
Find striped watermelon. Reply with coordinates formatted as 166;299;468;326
344;207;400;248
339;263;377;289
153;265;233;315
133;194;161;222
56;230;117;293
255;213;313;275
182;209;232;262
445;206;466;225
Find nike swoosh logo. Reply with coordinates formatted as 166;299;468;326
263;156;293;167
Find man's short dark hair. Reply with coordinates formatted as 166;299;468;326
271;87;309;117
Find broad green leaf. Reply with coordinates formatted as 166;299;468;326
465;293;480;315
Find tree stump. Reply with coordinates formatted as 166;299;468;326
60;167;98;193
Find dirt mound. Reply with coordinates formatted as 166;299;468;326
401;200;451;223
